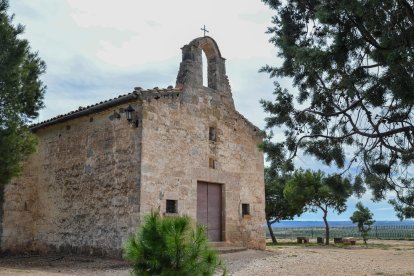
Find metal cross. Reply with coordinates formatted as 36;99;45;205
201;25;209;37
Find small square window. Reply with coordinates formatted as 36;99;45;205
209;157;215;169
166;200;178;214
242;203;250;216
209;127;216;141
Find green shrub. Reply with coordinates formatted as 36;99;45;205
350;202;375;247
123;212;224;276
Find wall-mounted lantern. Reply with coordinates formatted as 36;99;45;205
125;105;139;127
125;105;135;122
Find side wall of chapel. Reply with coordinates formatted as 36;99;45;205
1;103;142;257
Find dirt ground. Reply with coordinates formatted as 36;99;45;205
0;239;414;275
224;239;414;276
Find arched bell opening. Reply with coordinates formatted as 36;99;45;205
202;50;208;87
176;36;228;92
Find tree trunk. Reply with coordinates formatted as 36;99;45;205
323;211;329;245
267;219;277;244
0;185;4;251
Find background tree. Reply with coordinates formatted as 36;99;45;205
0;0;46;186
350;202;375;247
265;167;303;244
284;170;353;244
261;0;414;219
123;212;224;276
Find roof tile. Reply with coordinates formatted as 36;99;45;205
30;86;180;130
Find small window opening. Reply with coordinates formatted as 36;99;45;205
209;127;216;141
202;51;208;87
166;200;178;214
242;203;250;216
209;157;216;169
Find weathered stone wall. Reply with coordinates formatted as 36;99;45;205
1;36;266;255
1;102;142;256
139;86;266;249
168;36;265;248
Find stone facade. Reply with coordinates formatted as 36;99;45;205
1;37;266;257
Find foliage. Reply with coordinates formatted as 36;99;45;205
265;167;303;243
261;0;414;219
284;170;353;244
123;212;224;276
350;202;375;246
0;0;46;186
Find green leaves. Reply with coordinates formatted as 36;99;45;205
261;0;414;218
123;212;223;276
265;168;302;224
284;170;352;217
350;202;375;245
0;0;45;186
282;169;353;244
0;125;37;185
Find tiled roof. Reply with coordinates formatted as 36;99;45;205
30;86;181;131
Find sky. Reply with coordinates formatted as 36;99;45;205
8;0;405;221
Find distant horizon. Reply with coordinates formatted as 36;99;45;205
272;219;414;228
279;219;414;222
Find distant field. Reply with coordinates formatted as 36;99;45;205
269;225;414;240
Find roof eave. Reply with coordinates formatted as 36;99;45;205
30;92;139;132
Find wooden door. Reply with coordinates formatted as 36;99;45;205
197;182;222;241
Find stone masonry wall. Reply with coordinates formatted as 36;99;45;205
1;102;142;257
2;36;266;255
139;86;266;249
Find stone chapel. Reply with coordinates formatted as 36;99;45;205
1;36;266;257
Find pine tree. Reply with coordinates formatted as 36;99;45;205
261;0;414;219
265;167;302;244
350;202;375;247
0;0;46;186
284;170;353;244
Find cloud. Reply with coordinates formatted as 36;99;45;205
145;20;162;28
9;0;404;221
9;1;41;19
38;55;179;121
238;11;273;24
376;207;394;211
